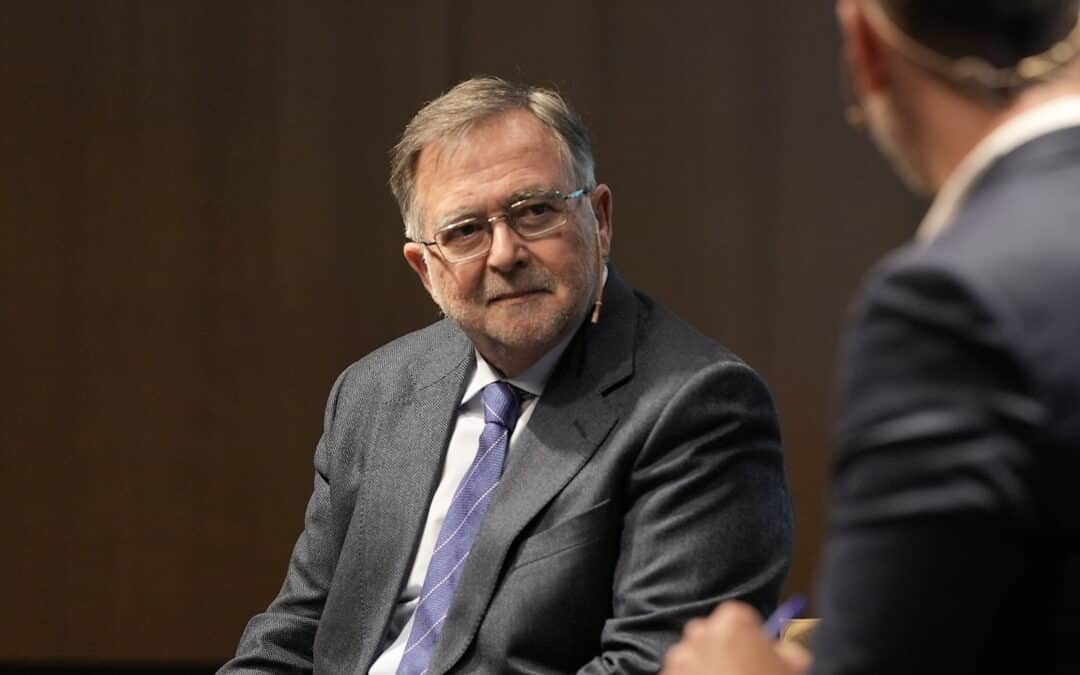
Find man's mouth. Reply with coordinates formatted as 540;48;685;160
488;288;548;304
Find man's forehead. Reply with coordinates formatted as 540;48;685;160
414;111;571;220
419;112;563;177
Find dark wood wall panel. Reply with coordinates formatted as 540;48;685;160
757;1;923;588
1;0;922;662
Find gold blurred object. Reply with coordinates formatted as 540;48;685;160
781;618;821;649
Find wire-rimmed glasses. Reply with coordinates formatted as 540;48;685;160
416;186;593;264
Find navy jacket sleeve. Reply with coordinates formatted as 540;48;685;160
810;257;1050;675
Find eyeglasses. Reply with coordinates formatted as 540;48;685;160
416;186;592;264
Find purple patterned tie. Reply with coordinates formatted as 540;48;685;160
396;381;521;675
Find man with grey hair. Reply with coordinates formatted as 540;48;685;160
220;77;793;674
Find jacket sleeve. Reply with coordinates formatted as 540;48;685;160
218;370;351;675
578;359;794;674
810;261;1048;675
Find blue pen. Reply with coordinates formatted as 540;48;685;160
762;594;807;640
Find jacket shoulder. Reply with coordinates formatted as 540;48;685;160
631;288;749;374
328;319;469;413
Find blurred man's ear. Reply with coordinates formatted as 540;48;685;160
837;0;892;98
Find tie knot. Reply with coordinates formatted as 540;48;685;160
481;381;521;431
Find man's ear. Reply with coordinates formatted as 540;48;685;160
590;184;613;259
403;242;434;297
838;0;891;97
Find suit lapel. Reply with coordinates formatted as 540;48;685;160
331;322;474;672
428;268;639;674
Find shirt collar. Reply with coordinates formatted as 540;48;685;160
917;95;1080;244
459;265;608;406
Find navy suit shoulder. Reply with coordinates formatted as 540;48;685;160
841;125;1080;453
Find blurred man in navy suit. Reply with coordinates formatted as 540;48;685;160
663;1;1080;674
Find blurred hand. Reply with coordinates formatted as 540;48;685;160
661;601;813;675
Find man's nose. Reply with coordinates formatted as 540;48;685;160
486;218;529;271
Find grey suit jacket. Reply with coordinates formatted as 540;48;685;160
811;126;1080;675
221;268;793;674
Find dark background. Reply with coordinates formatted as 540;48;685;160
0;0;923;667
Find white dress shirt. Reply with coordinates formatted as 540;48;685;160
367;325;577;674
917;95;1080;243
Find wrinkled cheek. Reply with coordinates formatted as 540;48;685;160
430;275;482;316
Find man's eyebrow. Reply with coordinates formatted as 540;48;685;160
436;207;484;229
435;185;555;229
505;186;554;203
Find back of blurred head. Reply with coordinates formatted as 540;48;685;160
837;0;1080;192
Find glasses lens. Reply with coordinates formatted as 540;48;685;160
509;194;567;238
436;219;490;261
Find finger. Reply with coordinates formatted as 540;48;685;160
684;617;708;641
710;600;764;626
776;642;813;673
660;642;695;674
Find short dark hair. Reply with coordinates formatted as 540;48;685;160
878;0;1078;68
